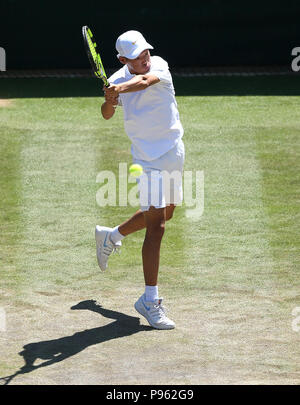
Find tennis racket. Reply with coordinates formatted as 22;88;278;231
82;26;109;87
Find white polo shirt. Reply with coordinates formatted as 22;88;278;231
108;56;184;161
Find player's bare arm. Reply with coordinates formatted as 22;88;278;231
102;74;159;119
107;74;160;96
103;74;160;106
101;96;118;120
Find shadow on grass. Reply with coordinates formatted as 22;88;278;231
0;75;300;98
0;300;151;385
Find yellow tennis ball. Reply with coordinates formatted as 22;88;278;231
129;163;143;177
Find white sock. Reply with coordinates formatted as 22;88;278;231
110;226;125;244
145;285;159;302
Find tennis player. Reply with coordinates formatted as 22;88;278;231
96;30;184;329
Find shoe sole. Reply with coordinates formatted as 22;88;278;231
95;229;107;272
134;301;175;330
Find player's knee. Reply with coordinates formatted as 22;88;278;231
146;221;165;240
166;206;175;221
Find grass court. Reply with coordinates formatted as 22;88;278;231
0;75;300;384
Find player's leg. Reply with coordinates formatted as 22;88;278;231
118;209;145;236
141;205;166;286
95;140;183;273
134;205;175;330
117;204;176;237
95;204;176;272
166;203;176;220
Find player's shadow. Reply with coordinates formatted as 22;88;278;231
0;300;151;385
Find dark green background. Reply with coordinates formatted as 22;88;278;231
0;0;299;69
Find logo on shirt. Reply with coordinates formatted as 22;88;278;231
132;41;137;45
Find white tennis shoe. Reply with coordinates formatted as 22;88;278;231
134;294;175;330
95;225;121;271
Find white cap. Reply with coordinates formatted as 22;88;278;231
116;30;153;60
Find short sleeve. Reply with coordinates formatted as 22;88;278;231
149;56;172;84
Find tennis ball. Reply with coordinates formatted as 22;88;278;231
129;163;143;177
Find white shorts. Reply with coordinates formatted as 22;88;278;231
133;138;185;212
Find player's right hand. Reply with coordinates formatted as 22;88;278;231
103;85;119;106
104;84;120;97
104;93;119;106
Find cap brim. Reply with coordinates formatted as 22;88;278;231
117;43;153;60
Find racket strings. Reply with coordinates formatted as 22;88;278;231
83;26;109;86
86;35;98;62
87;34;104;77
